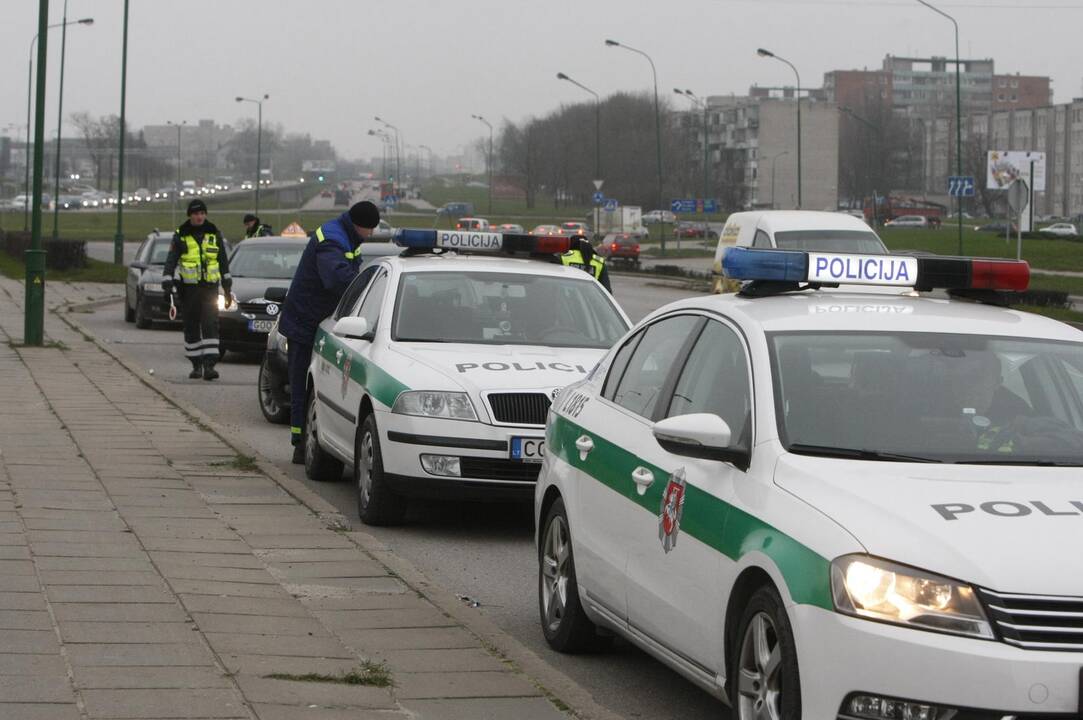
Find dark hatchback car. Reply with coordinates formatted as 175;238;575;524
258;241;399;424
217;237;308;356
126;231;234;329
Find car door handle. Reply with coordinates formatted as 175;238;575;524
317;338;326;352
575;435;594;461
631;466;654;496
335;349;344;364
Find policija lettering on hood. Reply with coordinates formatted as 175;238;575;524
933;500;1083;520
456;362;589;374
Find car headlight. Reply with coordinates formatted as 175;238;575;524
831;555;993;639
217;292;238;311
392;391;477;421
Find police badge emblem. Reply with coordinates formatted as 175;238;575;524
341;354;352;398
658;467;686;553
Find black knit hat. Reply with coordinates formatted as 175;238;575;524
186;199;208;215
348;201;380;229
243;213;258;224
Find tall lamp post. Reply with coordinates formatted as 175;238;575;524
368;129;391;180
471;115;493;215
606;39;665;252
769;150;789;209
674;89;709;204
112;0;129;265
419;144;433;180
757;48;802;209
556;72;602;183
26;0;52;345
374;117;402;191
25;16;92;232
166;121;186;228
236;94;269;215
916;0;964;254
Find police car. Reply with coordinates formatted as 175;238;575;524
536;247;1083;719
303;228;630;526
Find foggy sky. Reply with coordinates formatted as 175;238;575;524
3;0;1081;160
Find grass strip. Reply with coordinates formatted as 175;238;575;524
265;661;392;687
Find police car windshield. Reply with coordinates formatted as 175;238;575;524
149;240;172;265
393;271;628;348
227;243;304;279
772;230;886;254
771;332;1083;465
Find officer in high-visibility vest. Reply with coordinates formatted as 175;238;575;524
560;237;612;292
278;201;380;464
243;213;273;239
162;198;233;380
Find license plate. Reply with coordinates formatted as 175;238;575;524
248;319;275;333
511;437;545;462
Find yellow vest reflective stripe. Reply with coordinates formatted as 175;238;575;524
177;230;221;284
316;226;359;259
561;249;605;280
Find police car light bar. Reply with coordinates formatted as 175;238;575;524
393;229;574;255
722;247;1029;292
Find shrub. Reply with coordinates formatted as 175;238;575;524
1014;288;1070;308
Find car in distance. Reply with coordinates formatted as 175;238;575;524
560;221;590;238
642;209;677;224
436;201;474;218
975;222;1019;234
530;224;564;236
495;223;526;234
1039;222;1078;237
125;231;178;328
596;233;641;266
883;214;929;227
455;217;491;231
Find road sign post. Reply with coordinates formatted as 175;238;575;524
602;198;618;212
1007;179;1028;260
592;191;604;205
947;175;975;198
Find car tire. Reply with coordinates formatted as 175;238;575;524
730;584;801;720
539;497;610;653
304;389;344;482
124;292;135;323
134;292;152;329
354;413;406;526
257;355;289;424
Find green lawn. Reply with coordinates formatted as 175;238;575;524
1014;305;1083;324
879;227;1083;271
0;252;126;283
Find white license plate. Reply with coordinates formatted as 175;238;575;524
511;437;545;462
248;319;276;333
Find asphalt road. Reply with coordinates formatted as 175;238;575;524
77;274;728;720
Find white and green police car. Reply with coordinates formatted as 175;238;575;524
537;247;1083;719
303;229;630;525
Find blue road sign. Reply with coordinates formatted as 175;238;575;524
603;198;618;211
592;191;605;204
948;176;976;197
671;199;696;213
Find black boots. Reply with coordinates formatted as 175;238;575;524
291;444;305;465
202;356;219;381
188;358;202;379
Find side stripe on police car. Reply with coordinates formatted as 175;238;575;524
548;413;833;609
314;329;409;409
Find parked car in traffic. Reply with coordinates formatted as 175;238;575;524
883;214;929;227
125;231;178;328
530;224;564;236
560;221;590;238
597;233;641;266
436;201;474;218
455;217;491;231
1039;222;1078;237
494;223;525;234
975;222;1019;234
642;209;677;224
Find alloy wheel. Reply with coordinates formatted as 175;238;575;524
541;514;571;634
737;612;783;720
357;429;374;506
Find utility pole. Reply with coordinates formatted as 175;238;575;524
113;0;129;265
26;0;51;345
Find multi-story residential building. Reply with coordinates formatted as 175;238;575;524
143;119;235;171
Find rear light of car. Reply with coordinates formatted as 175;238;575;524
611;243;619;251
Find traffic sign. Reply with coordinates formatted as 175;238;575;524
603;198;618;211
947;176;976;197
592;191;605;205
671;199;695;213
593;179;604;191
1007;179;1028;215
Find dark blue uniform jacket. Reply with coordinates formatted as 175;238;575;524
277;212;364;345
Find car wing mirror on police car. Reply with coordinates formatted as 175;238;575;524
652;413;750;470
332;316;372;341
264;287;288;303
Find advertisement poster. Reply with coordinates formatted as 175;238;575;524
986;150;1046;192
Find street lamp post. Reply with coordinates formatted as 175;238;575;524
26;0;52;346
674;89;710;205
374;117;402;192
471;115;493;215
419;144;433;180
167;120;186;229
769;150;789;208
606;39;665;252
25;17;92;232
236;94;269;216
368;129;391;180
757;48;802;209
915;0;964;254
556;72;602;183
113;0;129;265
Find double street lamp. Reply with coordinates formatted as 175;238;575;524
605;39;665;251
166;120;186;228
236;94;269;215
374;116;402;189
556;72;601;182
368;129;391;180
674;88;710;205
757;47;802;209
471;115;493;215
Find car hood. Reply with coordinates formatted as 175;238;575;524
137;265;167;288
774;453;1083;594
387;342;604;399
229;277;293;302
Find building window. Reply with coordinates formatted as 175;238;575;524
1011;80;1019;88
998;94;1006;102
1011;95;1018;103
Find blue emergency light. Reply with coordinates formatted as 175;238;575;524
722;247;1029;292
393;229;574;255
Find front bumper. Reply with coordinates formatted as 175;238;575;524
218;311;277;353
139;290;177;322
378;410;542;500
792;603;1082;718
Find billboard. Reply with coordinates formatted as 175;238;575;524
986;150;1046;192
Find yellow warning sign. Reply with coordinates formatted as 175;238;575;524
280;222;307;237
32;277;42;284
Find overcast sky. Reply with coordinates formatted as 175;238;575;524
3;0;1081;160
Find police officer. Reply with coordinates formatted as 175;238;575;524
278;201;380;463
560;237;611;292
162;198;232;380
243;213;272;239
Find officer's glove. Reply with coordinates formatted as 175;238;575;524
161;279;174;295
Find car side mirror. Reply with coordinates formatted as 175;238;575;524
652;413;750;470
130;261;147;271
332;316;372;341
264;287;288;303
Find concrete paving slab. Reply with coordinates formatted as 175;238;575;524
65;643;214;667
0;676;77;702
0;629;60;653
23;517;128;532
138;538;250;554
0;592;47;610
0;653;68;675
31;543;146;558
250;704;408;720
149;553;265;569
72;666;232;689
300;595;429;612
178;596;311;618
34;558;153;572
81;687;246;718
0;610;53;630
52;603;189;623
58;622;200;645
253;549;374;563
203;633;354;659
168;580;293;599
28;532;140;546
243;535;355;550
313;609;453;631
0;703;81;720
190;613;330;637
0;560;37;575
0;576;45;592
265;561;389;580
0;547;30;560
156;566;277;585
335;627;479;652
233;675;395;709
284;577;409;598
46;587;174;604
38;571;164;586
376;648;507;674
403;697;567;720
394;671;540;699
219;654;361;678
118;507;218;519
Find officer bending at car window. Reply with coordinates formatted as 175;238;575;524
277;201;380;464
560;237;612;293
243;213;273;239
162;198;232;381
945;350;1031;452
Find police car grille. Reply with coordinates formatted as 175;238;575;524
458;458;540;483
978;588;1083;651
487;393;551;426
239;301;270;315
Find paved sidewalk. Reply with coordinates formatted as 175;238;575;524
0;278;571;719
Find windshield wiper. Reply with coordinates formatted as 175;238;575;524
959;458;1083;467
787;444;940;463
395;337;451;343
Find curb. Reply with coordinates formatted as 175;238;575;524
58;297;624;720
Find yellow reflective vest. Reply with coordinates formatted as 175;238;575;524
177;230;222;284
561;249;605;280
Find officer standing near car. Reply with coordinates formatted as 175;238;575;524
162;198;232;380
278;201;381;463
243;213;273;239
560;237;612;292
